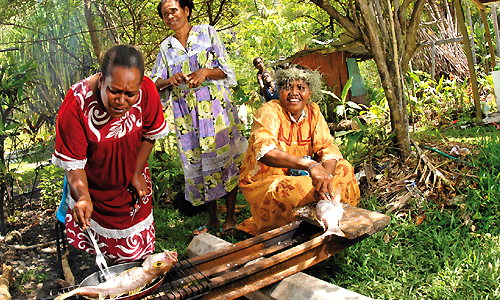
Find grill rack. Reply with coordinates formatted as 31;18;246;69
43;254;211;300
149;253;212;299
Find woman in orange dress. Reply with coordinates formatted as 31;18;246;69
238;65;360;235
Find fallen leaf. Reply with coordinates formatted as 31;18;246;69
416;214;426;225
80;264;90;270
383;234;391;243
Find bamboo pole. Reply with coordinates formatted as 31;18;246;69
466;2;477;64
481;9;496;70
455;0;482;124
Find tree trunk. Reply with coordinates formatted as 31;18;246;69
95;0;120;45
85;0;103;65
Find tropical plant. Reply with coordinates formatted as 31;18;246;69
38;164;65;208
0;52;41;234
149;134;185;208
321;77;364;121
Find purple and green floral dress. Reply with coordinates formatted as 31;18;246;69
151;24;247;206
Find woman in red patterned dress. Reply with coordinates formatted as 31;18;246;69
52;45;169;263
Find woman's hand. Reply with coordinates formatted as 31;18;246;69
186;68;208;88
130;172;148;201
309;163;334;201
167;72;189;87
72;197;93;230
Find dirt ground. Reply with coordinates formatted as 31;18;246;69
0;191;97;300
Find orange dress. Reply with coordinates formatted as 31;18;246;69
238;100;360;235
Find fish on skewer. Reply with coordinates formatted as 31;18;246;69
315;189;345;237
55;250;178;300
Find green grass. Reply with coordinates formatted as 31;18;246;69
154;190;252;256
16;267;50;292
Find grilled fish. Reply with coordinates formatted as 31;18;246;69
315;191;345;237
55;250;178;300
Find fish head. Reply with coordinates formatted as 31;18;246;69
142;250;178;276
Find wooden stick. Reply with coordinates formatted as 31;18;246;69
0;264;13;300
7;240;56;250
61;250;75;286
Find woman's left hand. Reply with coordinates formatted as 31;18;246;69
309;164;334;201
186;68;208;88
130;173;148;200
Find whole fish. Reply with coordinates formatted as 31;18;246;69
55;250;178;300
315;191;345;237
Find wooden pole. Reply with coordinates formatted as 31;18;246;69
481;9;496;70
466;2;477;64
455;0;482;124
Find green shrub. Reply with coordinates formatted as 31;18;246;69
38;165;64;208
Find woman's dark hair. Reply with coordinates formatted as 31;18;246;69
101;45;145;80
253;57;263;66
157;0;195;21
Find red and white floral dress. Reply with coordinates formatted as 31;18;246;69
52;76;168;263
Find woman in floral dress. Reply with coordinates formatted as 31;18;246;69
151;0;247;235
52;45;169;262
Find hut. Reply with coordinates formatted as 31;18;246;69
270;34;370;105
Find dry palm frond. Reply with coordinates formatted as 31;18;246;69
412;0;469;80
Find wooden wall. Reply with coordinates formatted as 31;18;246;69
292;51;352;101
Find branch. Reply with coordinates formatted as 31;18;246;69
85;0;103;65
213;0;228;26
297;14;330;31
309;0;362;40
411;140;453;189
401;0;427;76
7;240;57;250
0;23;83;64
373;0;390;49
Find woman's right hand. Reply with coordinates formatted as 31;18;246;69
72;197;93;230
166;72;189;87
309;164;334;201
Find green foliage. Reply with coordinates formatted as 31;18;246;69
38;165;65;208
227;0;331;97
18;267;50;289
406;70;474;128
320;77;365;122
149;135;185;207
0;52;47;231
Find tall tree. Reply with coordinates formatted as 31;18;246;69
310;0;427;159
85;0;103;64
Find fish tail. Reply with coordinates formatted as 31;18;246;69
54;288;80;300
329;226;345;237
